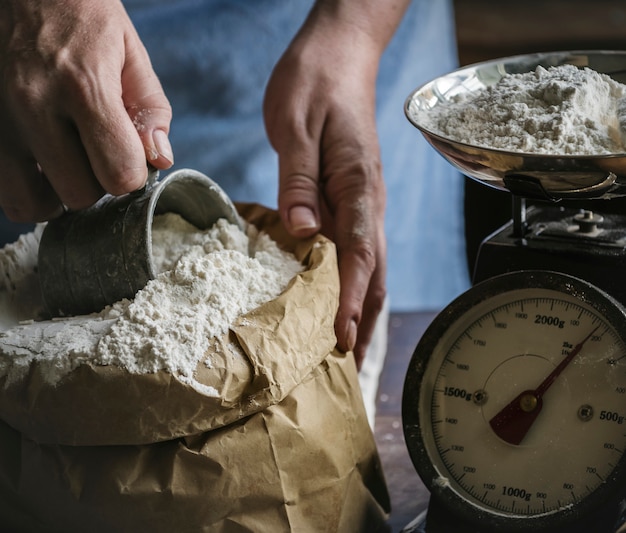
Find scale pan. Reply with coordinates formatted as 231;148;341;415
405;50;626;201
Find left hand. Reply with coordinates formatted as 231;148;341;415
263;5;392;368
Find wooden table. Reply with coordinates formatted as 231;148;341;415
374;312;437;532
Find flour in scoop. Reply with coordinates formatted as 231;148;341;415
418;64;626;155
0;214;304;393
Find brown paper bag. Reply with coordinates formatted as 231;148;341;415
0;204;390;532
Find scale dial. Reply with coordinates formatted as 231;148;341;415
403;270;626;532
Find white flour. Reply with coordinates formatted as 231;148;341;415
418;64;626;155
0;226;46;329
0;214;304;394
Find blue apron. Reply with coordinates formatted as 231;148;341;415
0;0;468;311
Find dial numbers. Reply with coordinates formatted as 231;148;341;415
404;272;626;530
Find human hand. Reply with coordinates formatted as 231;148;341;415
0;0;173;222
263;5;393;369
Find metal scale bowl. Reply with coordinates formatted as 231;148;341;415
401;51;626;533
405;49;626;304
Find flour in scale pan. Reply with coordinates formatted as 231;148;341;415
417;64;626;155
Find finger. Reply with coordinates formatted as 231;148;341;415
17;113;107;210
70;25;173;194
0;146;63;222
3;56;111;209
69;48;155;197
351;232;387;369
331;199;379;355
322;155;387;363
0;153;64;222
121;32;174;170
264;90;322;236
73;99;149;199
278;171;322;236
7;64;147;207
274;122;323;235
61;30;171;199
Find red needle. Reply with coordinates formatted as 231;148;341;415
489;325;600;445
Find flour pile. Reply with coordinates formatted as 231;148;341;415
417;64;626;155
0;214;304;394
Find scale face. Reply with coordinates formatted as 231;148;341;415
402;270;626;532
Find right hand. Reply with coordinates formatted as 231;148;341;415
0;0;173;222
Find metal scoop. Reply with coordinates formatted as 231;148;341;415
38;168;244;317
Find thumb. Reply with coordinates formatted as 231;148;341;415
122;32;174;170
269;108;324;237
263;60;323;238
278;167;323;238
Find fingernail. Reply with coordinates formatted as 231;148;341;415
153;129;174;165
288;206;318;231
345;319;358;352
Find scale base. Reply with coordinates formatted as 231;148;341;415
473;204;626;306
400;498;623;533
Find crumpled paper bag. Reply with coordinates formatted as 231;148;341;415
0;203;390;532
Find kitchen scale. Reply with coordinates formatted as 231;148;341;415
400;51;626;533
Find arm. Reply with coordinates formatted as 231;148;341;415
0;0;173;222
263;0;411;368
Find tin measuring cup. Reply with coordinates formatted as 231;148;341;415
38;168;244;317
